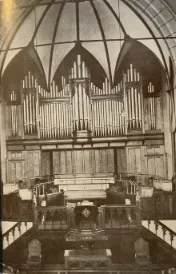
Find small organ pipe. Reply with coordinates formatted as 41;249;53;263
131;87;135;129
77;55;81;78
82;62;86;78
134;88;139;128
79;84;83;130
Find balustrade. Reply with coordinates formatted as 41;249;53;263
34;206;68;230
3;222;33;249
104;205;141;229
143;220;176;249
34;205;141;231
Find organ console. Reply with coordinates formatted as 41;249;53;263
6;54;162;139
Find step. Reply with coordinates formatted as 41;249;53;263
65;190;106;200
59;183;109;191
54;177;114;185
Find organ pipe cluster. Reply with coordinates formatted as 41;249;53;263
7;55;160;139
70;55;90;131
39;80;71;138
123;64;142;130
146;82;156;130
10;91;18;136
69;54;90;79
22;71;37;135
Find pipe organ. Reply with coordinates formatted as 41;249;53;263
6;56;162;139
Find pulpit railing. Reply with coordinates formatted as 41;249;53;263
104;205;141;229
34;206;68;230
34;205;141;231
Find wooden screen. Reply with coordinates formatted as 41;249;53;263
53;149;114;177
41;151;52;176
145;146;165;177
7;152;24;181
24;151;40;178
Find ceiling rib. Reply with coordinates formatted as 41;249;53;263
121;0;168;73
103;0;126;36
90;0;112;84
0;0;43;76
31;0;56;42
48;0;66;87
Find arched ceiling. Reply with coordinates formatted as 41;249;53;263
1;0;176;87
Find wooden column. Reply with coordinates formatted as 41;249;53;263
163;73;173;179
0;86;7;183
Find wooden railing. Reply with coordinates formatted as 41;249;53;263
104;205;141;229
143;220;176;249
34;205;141;231
3;222;33;249
33;180;54;197
34;206;68;230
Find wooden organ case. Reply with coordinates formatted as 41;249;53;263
5;54;166;182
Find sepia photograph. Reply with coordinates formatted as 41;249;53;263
1;0;176;273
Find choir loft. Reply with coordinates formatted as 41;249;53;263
1;0;176;273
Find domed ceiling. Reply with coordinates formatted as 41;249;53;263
2;0;170;86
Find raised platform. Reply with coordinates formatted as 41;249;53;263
54;177;113;200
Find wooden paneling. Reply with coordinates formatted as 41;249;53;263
41;151;51;176
107;149;114;173
53;149;114;176
53;151;74;175
24;151;40;178
66;150;73;174
147;157;155;176
145;145;166;177
53;151;60;175
75;150;83;174
126;147;142;174
84;150;91;174
116;148;127;174
7;152;24;181
125;146;166;177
